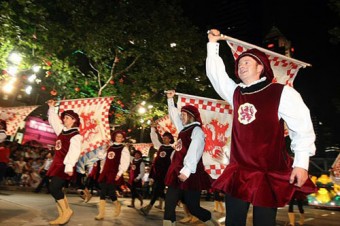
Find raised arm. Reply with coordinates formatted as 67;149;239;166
166;90;183;132
47;100;63;135
150;127;162;150
206;29;237;106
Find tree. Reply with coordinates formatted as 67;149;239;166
0;0;211;130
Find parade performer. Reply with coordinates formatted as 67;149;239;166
0;119;10;185
206;29;316;226
0;119;6;143
34;152;53;193
127;150;145;208
140;126;174;216
163;90;219;226
95;130;130;220
46;100;82;225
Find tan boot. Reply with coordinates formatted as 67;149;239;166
179;204;192;223
213;201;218;212
140;204;152;216
218;201;225;213
299;213;305;225
204;218;221;226
163;220;176;226
84;188;92;203
49;202;62;225
190;216;199;223
288;212;295;226
113;200;121;217
95;200;106;220
57;198;73;225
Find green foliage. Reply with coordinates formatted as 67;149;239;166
0;0;211;131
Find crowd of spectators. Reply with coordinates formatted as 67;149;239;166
0;140;52;189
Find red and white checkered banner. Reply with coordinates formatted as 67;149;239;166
155;93;233;178
176;93;233;179
58;97;114;154
225;36;311;86
0;106;39;135
132;143;153;156
155;115;178;140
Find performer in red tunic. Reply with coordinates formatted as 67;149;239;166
95;130;130;220
163;90;219;226
139;126;175;216
127;150;145;208
46;100;82;225
0;119;10;185
206;29;316;226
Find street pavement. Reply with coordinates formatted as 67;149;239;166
1;187;340;226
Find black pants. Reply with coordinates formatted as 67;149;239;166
49;176;67;200
0;162;7;184
225;194;277;226
150;180;165;206
288;199;304;213
130;181;143;199
164;186;211;222
99;182;118;201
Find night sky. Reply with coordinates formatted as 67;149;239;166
182;0;340;146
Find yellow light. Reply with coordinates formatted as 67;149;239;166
8;52;22;64
3;83;14;93
138;106;146;114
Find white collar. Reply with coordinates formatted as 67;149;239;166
238;77;267;88
183;121;200;128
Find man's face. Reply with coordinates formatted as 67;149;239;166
237;56;263;84
63;115;76;129
180;112;190;125
115;133;124;143
162;136;171;145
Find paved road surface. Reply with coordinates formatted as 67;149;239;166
0;189;339;226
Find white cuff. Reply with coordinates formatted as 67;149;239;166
292;151;310;170
207;42;220;57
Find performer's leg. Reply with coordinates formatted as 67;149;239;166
184;190;211;222
253;205;277;226
164;186;181;222
225;194;250;226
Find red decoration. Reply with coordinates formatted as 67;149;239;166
50;90;57;96
41;86;46;91
75;87;80;92
128;129;132;132
45;71;52;77
109;80;115;85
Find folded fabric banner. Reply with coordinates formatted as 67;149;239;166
0;106;39;135
225;36;311;86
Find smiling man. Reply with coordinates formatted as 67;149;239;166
206;29;316;226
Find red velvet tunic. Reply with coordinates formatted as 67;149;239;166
98;144;124;185
165;124;211;191
47;129;79;180
212;83;316;207
129;158;143;187
149;145;173;182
